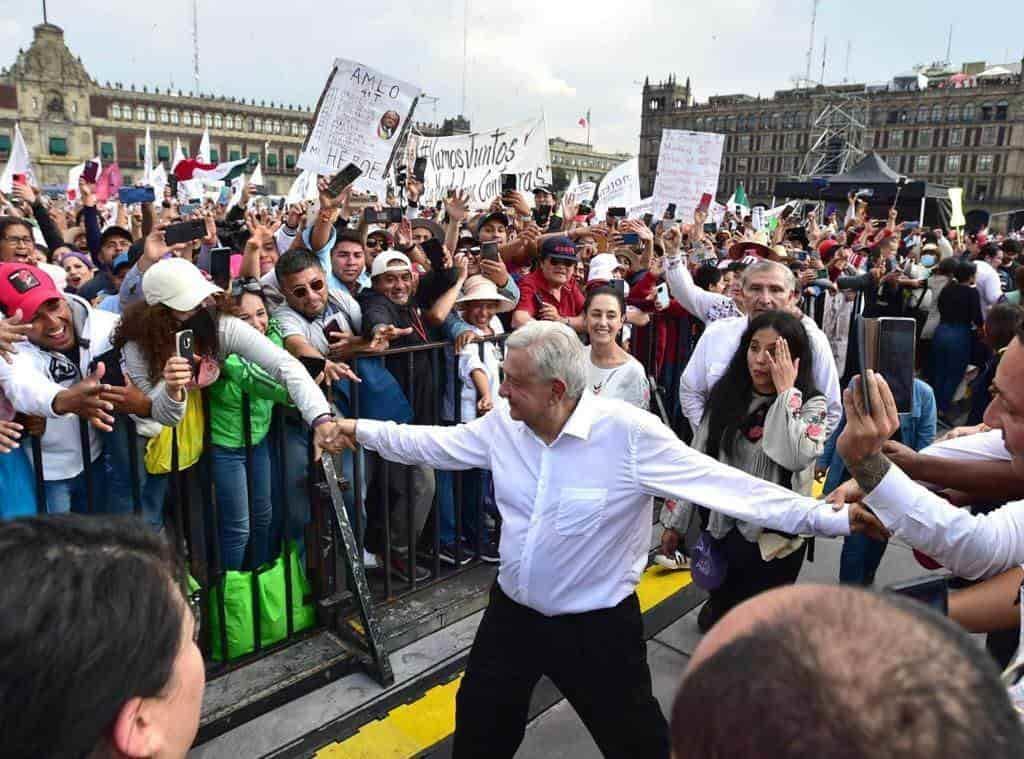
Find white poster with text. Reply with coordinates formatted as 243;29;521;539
651;130;724;220
407;117;551;208
298;58;420;190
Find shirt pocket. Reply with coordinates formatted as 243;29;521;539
556;487;608;537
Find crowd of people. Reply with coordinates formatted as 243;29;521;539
2;161;1024;758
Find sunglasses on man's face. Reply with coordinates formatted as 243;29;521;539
289;279;325;300
366;238;385;249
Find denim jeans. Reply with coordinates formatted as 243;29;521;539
838;533;888;586
102;416;169;528
42;455;108;514
212;439;273;570
436;469;489;545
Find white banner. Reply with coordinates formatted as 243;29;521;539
407;117;551;208
651;129;725;221
593;158;640;219
567;180;596;207
0;124;34;194
298;58;420;190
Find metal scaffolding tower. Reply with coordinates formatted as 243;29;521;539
797;90;868;178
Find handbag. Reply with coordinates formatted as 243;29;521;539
690;530;728;591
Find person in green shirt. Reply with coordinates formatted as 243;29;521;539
209;279;292;570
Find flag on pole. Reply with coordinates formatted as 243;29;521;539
143;127;153;185
727;183;750;216
173;156;257;183
0;124;34;193
150;163;168;200
249;161;264;187
577;116;588;128
171;137;186;172
197;128;211;163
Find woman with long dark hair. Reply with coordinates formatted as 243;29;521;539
660;310;828;632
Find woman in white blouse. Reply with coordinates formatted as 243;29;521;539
582;285;650;410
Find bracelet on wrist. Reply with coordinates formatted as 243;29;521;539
311;413;335;430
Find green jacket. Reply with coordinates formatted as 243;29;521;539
208;322;292;448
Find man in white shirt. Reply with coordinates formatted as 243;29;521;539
678;259;842;433
974;243;1005;315
333;321;850;758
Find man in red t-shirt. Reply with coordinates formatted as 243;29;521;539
512;236;585;333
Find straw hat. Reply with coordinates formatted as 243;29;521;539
455;274;516;313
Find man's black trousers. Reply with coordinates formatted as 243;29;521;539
452;583;670;758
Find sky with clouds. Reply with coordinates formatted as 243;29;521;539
3;0;1022;155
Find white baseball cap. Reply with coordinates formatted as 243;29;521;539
370;250;412;279
142;257;222;312
587;253;624;283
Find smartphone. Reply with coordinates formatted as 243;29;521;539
178;202;200;217
175;329;195;363
298;355;326;379
327;163;363;197
856;315;875;416
364;207;404;224
533;292;545;311
886;575;949;615
413;156;427;183
421;238;446;271
703;222;718;233
620;232;640;245
323;319;346;343
609;279;626;300
11;173;26;186
856;188;875;198
88;348;126;388
697;194;712;214
655;282;670;309
902;221;921;231
164;219;206;246
118;186;156;204
816;268;828;279
643;212;654;228
480;241;500;262
209;246;232;282
607;207;627;218
666;202;678;219
82;160;100;184
876;317;916;414
501;173;517;194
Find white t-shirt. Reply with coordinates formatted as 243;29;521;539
443;317;505;423
974;259;1004;315
583;345;649;409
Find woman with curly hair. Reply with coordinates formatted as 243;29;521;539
659;310;828;633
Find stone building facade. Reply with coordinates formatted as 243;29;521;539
640;64;1024;225
548;137;632;193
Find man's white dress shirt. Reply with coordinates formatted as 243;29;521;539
679;314;842;434
974;259;1004;315
356;394;850;617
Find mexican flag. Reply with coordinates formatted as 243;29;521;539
173;156;257;183
727;183;750;216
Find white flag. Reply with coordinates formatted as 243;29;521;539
250;162;264;187
593;157;640;219
150;163;167;201
197;128;211;164
171;137;186;172
285;169;318;207
0;124;34;194
143;127;153;185
227;174;246;211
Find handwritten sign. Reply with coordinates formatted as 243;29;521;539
650;130;725;220
407;117;551;208
593;158;641;218
298;58;420;188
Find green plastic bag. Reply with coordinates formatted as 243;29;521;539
207;542;316;662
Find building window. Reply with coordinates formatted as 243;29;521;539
302;124;308;136
48;137;68;156
100;141;114;160
918;129;932;148
736;157;748;172
977;154;993;172
898;110;909;123
950;128;963;146
915;105;928;122
890;129;904;148
737;135;751;151
980;103;993;121
137;144;145;161
229;149;240;161
170;110;179;125
285;153;296;169
996;101;1008;121
267;153;278;168
135;105;145;120
273;121;282;134
147;107;156;122
157;145;170;161
159;109;169;123
784;133;797;150
213;114;223;129
183;111;192;126
254;119;263;132
981;126;997;146
0;133;12;158
648;99;660;111
947;105;959;122
963;104;975;122
111;104;121;119
193;112;201;125
945;154;961;172
931;105;943;122
204;113;213;127
210;149;219;162
914;155;929;173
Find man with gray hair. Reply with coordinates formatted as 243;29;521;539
679;259;842;432
333;321;854;758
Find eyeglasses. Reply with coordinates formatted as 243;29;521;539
289;278;325;299
2;236;33;247
230;277;263;298
365;239;385;249
188;590;202;644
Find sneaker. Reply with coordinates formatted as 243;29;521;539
439;541;474;567
653;551;690;571
478;538;500;564
696;599;721;635
362;550;379;570
386;555;430;583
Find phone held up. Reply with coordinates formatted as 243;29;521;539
327;163;363;197
164;219;207;246
364;207;404;224
501;173;517;195
886;575;949;615
175;329;195;372
480;241;501;262
856;316;916;416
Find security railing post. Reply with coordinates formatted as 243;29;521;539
406;353;416;591
242;393;262;652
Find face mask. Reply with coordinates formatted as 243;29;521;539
921;254;936;268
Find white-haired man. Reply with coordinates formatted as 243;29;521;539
333;321;853;758
679;258;842;433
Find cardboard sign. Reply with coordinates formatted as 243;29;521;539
650;129;725;221
407;117;552;208
298;58;420;191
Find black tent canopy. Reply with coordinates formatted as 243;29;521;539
773;152;952;227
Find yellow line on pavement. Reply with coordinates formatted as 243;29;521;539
315;565;691;758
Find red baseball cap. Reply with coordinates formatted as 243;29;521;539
0;263;63;320
818;239;840;260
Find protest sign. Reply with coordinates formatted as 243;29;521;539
565;178;596;207
407;117;551;208
593;158;640;218
650;129;725;220
298;58;420;193
948;187;966;228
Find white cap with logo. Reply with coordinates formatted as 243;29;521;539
370;250;413;279
142;257;222;312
